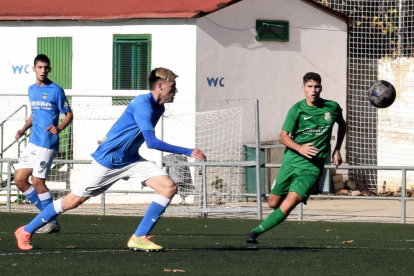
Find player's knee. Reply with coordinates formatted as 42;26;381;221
13;172;29;188
267;194;281;209
167;182;178;195
162;180;178;198
13;176;24;187
268;200;277;209
31;178;48;193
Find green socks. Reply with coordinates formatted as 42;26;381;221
251;208;288;235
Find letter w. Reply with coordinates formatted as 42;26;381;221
207;77;219;87
12;65;23;74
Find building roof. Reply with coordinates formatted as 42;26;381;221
0;0;239;20
0;0;347;21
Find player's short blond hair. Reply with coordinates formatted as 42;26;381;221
148;67;179;90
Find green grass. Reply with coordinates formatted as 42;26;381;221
1;212;414;275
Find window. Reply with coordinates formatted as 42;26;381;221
37;37;72;89
256;20;289;42
113;34;151;90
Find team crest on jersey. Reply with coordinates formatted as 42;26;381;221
42;92;48;99
324;112;331;121
64;101;69;109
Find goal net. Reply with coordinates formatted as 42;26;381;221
162;106;244;211
316;0;414;192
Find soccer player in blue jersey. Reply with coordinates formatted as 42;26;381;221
15;67;207;251
14;54;73;235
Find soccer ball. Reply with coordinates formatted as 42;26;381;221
368;80;396;108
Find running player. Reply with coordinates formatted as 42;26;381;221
15;67;206;251
246;72;346;243
14;54;73;234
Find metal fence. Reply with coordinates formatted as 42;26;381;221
2;157;414;223
314;0;414;192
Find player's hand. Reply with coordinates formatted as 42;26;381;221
46;125;61;135
332;150;342;168
298;143;318;159
191;148;207;162
15;129;25;140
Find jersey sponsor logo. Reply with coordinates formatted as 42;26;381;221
324;113;331;121
42;92;48;99
30;100;52;110
303;126;331;135
304;116;312;120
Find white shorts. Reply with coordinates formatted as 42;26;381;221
71;159;169;198
15;143;57;179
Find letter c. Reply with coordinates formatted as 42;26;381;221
219;78;224;87
24;65;29;74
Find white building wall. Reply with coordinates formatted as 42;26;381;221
196;0;347;151
377;57;414;191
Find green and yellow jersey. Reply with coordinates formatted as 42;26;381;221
282;98;343;172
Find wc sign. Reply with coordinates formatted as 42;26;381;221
12;65;30;74
207;77;224;87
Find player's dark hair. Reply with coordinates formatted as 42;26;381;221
148;67;178;90
34;54;50;66
303;72;321;85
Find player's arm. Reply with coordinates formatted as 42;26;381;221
332;116;346;166
142;130;206;161
15;115;33;140
46;110;73;135
279;130;318;159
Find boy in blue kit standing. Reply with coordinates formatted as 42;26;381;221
15;67;207;251
14;54;73;234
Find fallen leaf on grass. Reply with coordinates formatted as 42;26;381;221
66;246;76;248
164;268;185;273
326;229;332;232
342;240;354;244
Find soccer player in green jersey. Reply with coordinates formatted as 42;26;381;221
246;72;346;243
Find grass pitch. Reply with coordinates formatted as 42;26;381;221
1;212;414;275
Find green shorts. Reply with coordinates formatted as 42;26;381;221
271;165;321;204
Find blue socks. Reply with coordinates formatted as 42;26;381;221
24;198;63;234
23;187;55;223
38;192;57;223
23;186;42;210
135;195;171;237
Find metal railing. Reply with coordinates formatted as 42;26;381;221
266;164;414;224
0;105;28;184
1;158;414;223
